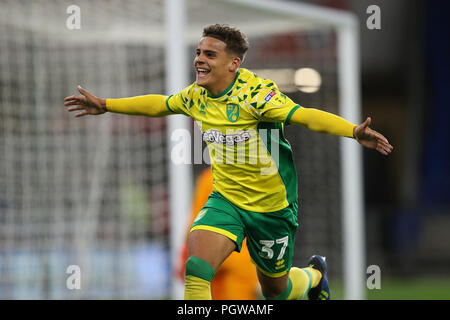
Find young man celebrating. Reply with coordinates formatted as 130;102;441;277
64;24;393;300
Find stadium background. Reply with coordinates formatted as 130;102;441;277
298;0;450;299
0;0;449;299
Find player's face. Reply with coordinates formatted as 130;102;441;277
194;37;239;95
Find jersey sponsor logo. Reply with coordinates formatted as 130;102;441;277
269;92;287;107
202;129;251;146
264;90;277;102
226;103;239;122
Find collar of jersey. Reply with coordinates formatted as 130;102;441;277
207;70;240;99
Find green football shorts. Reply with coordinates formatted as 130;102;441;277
190;191;299;278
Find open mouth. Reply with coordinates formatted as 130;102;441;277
196;67;210;79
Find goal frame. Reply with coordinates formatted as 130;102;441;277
167;0;365;300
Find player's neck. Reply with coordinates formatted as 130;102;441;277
205;71;239;98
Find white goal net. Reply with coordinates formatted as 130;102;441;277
0;0;170;299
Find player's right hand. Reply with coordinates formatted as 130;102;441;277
353;117;393;156
64;85;107;117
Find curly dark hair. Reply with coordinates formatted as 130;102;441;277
202;24;249;61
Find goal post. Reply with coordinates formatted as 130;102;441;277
337;23;365;301
165;0;192;300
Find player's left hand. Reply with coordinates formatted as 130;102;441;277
353;117;393;155
64;85;106;117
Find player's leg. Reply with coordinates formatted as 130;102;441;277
256;270;289;298
243;201;325;300
256;265;322;300
185;229;236;300
184;192;246;300
306;255;330;300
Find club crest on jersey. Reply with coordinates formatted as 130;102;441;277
264;90;277;102
226;103;239;122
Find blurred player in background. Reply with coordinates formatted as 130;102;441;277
176;167;259;300
64;24;393;300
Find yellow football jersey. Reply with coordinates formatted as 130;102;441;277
166;68;301;212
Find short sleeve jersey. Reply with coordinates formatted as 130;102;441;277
166;68;301;212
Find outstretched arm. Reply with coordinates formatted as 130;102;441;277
289;107;393;155
64;85;172;117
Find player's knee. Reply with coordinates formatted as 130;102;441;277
184;256;216;300
185;256;215;282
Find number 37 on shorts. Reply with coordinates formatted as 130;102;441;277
251;234;295;277
245;202;298;277
258;236;289;260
